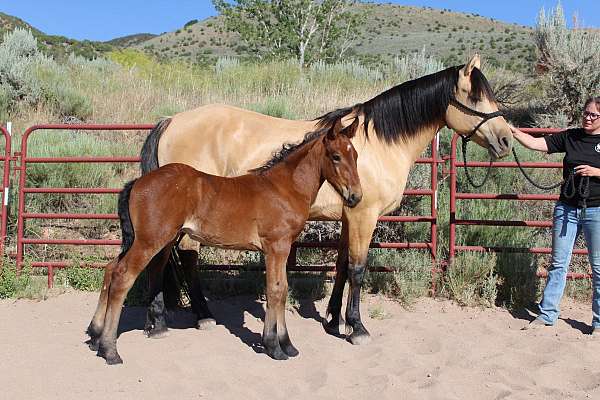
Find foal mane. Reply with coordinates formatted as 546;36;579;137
249;130;325;175
315;65;496;144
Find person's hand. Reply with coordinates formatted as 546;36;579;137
574;165;600;177
509;124;523;137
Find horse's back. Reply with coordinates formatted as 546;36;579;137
158;104;315;176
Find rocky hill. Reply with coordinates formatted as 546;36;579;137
2;3;538;70
129;3;537;70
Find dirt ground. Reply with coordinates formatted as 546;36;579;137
1;291;599;400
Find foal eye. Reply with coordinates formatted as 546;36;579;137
332;154;341;162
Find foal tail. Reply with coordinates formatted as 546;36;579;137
118;179;137;259
140;118;172;175
140;118;190;310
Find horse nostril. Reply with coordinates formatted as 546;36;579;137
501;136;510;148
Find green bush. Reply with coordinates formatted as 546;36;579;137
65;265;103;291
365;250;432;306
0;28;91;120
533;4;600;125
0;263;32;299
248;97;297;119
445;252;498;307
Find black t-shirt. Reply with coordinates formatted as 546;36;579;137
544;128;600;207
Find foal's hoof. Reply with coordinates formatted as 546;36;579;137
346;326;372;345
266;347;289;361
86;337;99;351
281;343;299;357
196;318;217;330
145;327;169;339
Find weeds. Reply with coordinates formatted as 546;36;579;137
444;252;498;307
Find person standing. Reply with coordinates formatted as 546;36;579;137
510;97;600;334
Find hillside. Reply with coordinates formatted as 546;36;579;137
1;3;537;70
0;12;112;61
130;3;536;70
106;33;157;47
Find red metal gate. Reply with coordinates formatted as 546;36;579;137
15;124;151;286
448;128;591;279
15;125;440;287
0;126;11;260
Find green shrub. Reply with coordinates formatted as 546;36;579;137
248;97;297;119
0;28;91;120
533;4;600;125
0;263;32;299
65;265;103;291
445;252;498;307
365;250;431;306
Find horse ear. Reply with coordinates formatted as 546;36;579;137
341;117;359;139
327;118;343;140
462;53;480;77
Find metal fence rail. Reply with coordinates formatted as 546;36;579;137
448;128;591;280
0;127;11;262
11;124;439;287
15;124;153;286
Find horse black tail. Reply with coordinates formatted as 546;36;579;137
118;179;137;259
139;118;192;310
140;118;172;175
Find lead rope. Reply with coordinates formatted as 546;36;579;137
513;148;590;217
461;137;493;188
512;147;562;190
562;171;590;218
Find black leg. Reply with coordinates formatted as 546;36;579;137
345;261;370;345
144;247;171;338
324;223;349;336
324;250;348;336
178;249;217;330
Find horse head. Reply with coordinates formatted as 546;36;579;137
445;54;513;159
322;117;362;208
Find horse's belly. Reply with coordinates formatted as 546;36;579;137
182;221;262;251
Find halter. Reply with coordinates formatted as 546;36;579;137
449;97;504;188
450;97;505;142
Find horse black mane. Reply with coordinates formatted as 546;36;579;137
251;64;496;173
250;130;326;174
315;65;496;144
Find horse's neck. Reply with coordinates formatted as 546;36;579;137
265;140;323;206
406;124;443;161
366;121;443;164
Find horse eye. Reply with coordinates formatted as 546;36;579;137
332;154;341;162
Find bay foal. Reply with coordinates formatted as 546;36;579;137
87;117;362;364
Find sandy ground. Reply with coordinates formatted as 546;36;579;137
1;291;599;400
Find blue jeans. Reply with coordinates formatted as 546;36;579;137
538;202;600;328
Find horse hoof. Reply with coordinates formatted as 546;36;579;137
266;347;289;361
145;327;169;339
347;330;372;345
97;347;123;365
86;338;99;351
323;317;345;336
282;343;299;357
196;318;217;330
105;354;123;365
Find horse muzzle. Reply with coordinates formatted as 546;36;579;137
342;187;362;208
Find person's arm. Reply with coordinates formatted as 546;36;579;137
510;125;548;152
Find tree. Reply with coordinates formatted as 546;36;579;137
212;0;364;67
533;4;600;125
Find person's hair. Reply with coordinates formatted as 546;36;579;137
584;96;600;110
